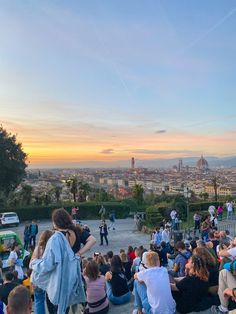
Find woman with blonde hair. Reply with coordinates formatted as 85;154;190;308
94;255;110;276
171;255;210;313
32;230;53;314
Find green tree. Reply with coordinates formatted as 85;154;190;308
53;185;62;203
67;178;78;202
199;192;209;201
145;191;156;205
20;184;33;205
0;126;27;195
44;193;51;205
78;182;91;202
132;184;144;205
212;176;218;202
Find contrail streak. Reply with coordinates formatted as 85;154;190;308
180;6;236;53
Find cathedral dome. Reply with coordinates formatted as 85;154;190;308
196;156;209;170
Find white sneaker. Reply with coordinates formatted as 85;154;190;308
132;310;138;314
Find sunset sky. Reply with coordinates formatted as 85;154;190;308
1;1;236;167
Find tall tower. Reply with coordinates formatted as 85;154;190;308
178;159;183;172
131;157;135;169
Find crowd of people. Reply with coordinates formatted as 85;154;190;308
1;203;236;313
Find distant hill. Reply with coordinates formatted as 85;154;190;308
136;156;236;168
30;156;236;169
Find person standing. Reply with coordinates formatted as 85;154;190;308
29;220;38;247
162;225;171;248
71;207;79;221
226;201;233;220
154;227;162;247
23;224;30;250
108;212;115;230
30;208;93;314
208;205;215;218
193;213;201;237
99;220;108;246
201;216;211;242
170;209;177;229
99;206;106;220
217;205;224;221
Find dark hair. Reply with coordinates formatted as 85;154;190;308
150;243;159;252
209;232;215;239
107;251;113;259
5;272;14;281
127;246;133;253
52;208;75;229
161;241;166;248
190;240;197;251
52;208;82;234
8;286;31;314
175;241;185;251
11;242;19;251
110;255;122;273
84;261;99;281
12;271;18;279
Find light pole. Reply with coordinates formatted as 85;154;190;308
184;187;191;230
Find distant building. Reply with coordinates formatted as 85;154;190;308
131;157;135;169
196;155;209;171
178;159;183;172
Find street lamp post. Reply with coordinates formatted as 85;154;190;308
184;187;191;231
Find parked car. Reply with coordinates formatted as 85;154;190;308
0;212;20;227
0;230;29;269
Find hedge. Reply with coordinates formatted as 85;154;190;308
189;201;224;212
2;202;131;221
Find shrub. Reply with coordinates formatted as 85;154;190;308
2;201;131;221
189;201;224;212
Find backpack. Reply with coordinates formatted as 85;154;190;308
223;260;236;275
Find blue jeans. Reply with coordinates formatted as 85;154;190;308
133;280;151;314
34;287;46;314
106;282;131;305
227;211;233;220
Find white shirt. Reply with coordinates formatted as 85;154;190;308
162;229;170;243
208;207;215;216
226;202;233;212
8;251;24;280
137;267;176;314
170;210;177;220
227;247;236;259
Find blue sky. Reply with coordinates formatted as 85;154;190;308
0;1;236;166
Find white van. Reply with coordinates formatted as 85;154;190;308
0;212;20;227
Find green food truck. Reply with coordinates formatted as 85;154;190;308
0;230;29;269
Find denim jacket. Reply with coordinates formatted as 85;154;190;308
30;231;85;314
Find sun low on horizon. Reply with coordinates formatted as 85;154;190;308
1;1;236;168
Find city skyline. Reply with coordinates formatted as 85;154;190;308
1;1;236;167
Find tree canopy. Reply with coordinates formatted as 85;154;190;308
0;126;27;195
